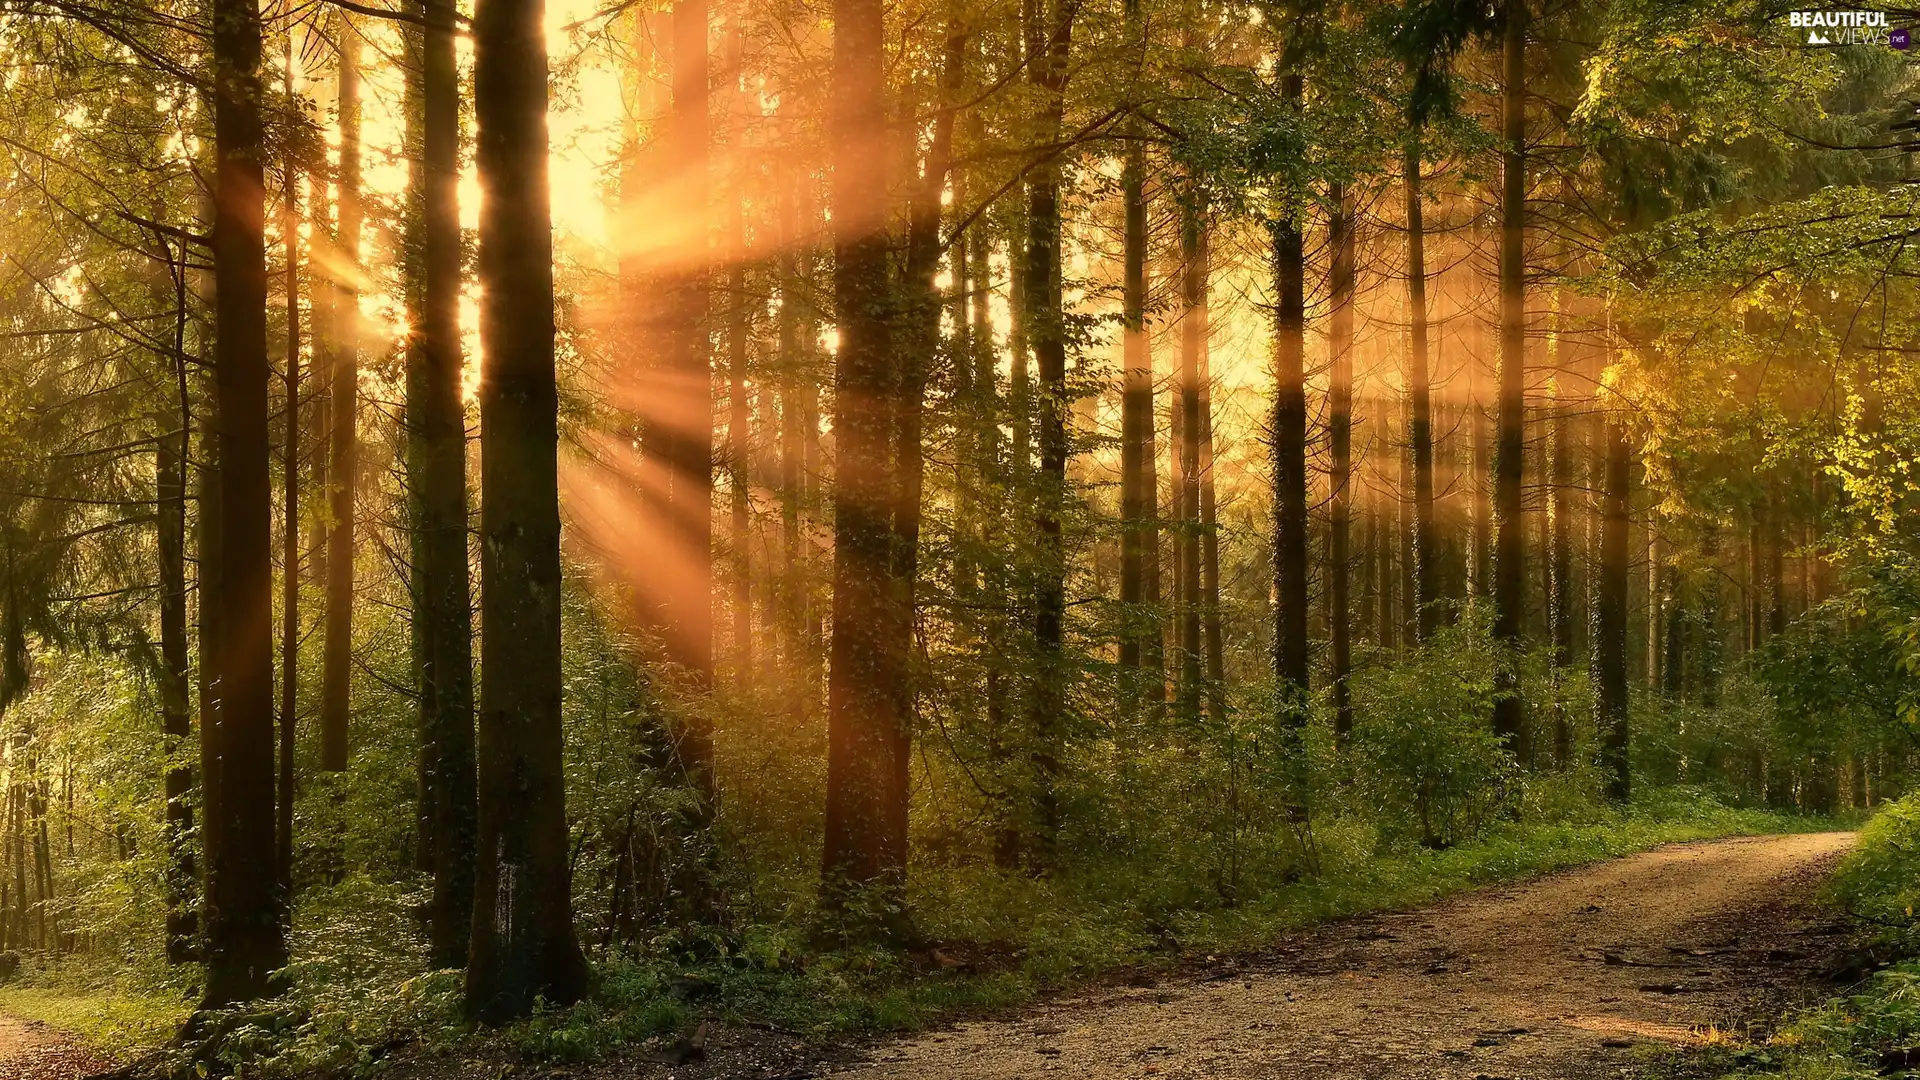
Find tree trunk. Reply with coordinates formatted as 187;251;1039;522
466;0;588;1019
726;26;752;679
1491;0;1528;751
278;42;301;906
1177;198;1204;719
777;174;806;660
1272;72;1310;745
665;0;715;772
403;17;435;881
159;388;196;963
1118;25;1151;685
820;0;910;917
204;0;290;1000
887;6;961;887
1328;183;1354;738
411;0;477;969
1549;336;1574;769
1197;264;1224;725
1404;147;1436;644
1023;0;1073;868
1596;374;1630;802
322;16;361;797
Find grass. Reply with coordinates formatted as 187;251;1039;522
1649;793;1920;1080
9;791;1840;1074
0;984;190;1061
515;791;1836;1056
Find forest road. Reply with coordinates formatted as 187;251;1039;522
822;831;1856;1080
0;1014;111;1080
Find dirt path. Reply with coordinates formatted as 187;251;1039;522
822;832;1855;1080
0;1015;110;1080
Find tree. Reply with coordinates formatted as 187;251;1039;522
466;0;588;1020
321;14;361;802
820;0;910;919
406;0;477;969
1328;183;1355;737
1490;0;1527;752
203;0;289;1004
1595;360;1630;801
1023;0;1075;867
1271;67;1310;739
1118;0;1154;692
1403;146;1436;644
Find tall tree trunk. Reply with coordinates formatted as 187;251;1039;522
159;389;196;963
1197;277;1224;725
777;175;806;660
1490;0;1528;751
1549;321;1575;768
820;0;910;916
412;0;477;970
204;0;290;1000
1023;0;1073;868
403;17;436;881
1595;344;1630;802
278;41;300;906
1177;198;1204;718
1118;14;1151;686
1328;184;1354;738
1766;485;1785;639
1271;74;1310;746
1404;147;1436;644
466;0;589;1019
322;16;361;801
726;26;752;678
888;7;961;888
665;0;715;765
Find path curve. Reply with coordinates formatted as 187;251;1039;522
832;832;1855;1080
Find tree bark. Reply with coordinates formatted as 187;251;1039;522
1118;24;1151;683
725;25;752;679
159;384;196;963
1197;285;1224;725
1549;314;1575;769
411;0;477;969
820;0;910;916
278;41;301;908
1491;0;1527;751
1596;366;1630;802
1023;0;1073;868
1272;73;1310;741
1178;198;1204;719
204;0;290;1000
665;0;715;772
1328;184;1354;738
322;16;361;793
1403;148;1436;644
466;0;588;1019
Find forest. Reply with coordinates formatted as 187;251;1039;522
0;0;1917;1070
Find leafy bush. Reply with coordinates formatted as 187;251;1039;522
1350;616;1516;849
1830;796;1920;948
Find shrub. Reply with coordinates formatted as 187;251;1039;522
1350;615;1516;850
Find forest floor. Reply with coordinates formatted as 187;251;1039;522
0;831;1857;1080
0;1014;111;1080
612;831;1858;1080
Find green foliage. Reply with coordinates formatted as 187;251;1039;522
1670;794;1920;1080
1350;612;1515;849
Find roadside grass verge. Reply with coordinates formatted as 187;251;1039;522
13;789;1836;1074
1658;794;1917;1080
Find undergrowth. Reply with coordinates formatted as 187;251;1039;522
8;788;1826;1076
1663;793;1920;1080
